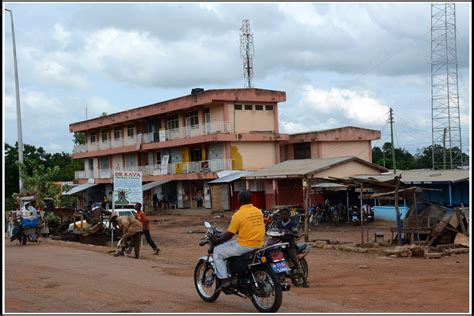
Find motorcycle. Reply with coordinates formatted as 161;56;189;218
351;205;374;225
265;227;310;287
10;216;42;245
194;221;291;313
309;205;325;227
263;209;281;231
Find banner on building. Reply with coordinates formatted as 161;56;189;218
113;171;143;205
159;154;169;175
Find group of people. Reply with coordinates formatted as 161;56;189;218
7;200;49;238
111;202;161;257
109;190;308;289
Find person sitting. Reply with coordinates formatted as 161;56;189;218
110;212;143;257
276;208;309;287
210;191;265;292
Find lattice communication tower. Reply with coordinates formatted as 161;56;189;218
431;3;463;169
240;19;254;88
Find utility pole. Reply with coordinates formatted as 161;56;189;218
389;108;397;174
5;8;24;192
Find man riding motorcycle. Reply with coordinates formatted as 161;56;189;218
110;212;143;257
210;190;265;292
275;208;309;287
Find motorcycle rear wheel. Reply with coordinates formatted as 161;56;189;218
194;260;220;302
290;258;309;287
250;266;283;313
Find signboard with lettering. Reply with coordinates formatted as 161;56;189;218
113;171;143;205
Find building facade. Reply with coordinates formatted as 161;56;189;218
69;88;381;211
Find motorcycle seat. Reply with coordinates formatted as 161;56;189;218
296;243;308;252
228;248;259;263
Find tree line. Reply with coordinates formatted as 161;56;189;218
372;142;469;170
4;142;84;210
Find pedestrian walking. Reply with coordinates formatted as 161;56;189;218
134;203;160;255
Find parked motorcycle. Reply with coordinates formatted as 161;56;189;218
10;217;42;245
194;222;291;312
263;209;281;231
309;205;325;227
265;227;310;287
350;205;374;225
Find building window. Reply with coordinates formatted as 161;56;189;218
234;104;242;110
101;130;108;142
127;124;135;137
167;115;179;130
88;159;93;170
90;132;96;144
294;142;311;160
114;127;121;140
156;152;162;165
245;104;253;110
185;111;199;127
255;105;263;111
265;105;274;111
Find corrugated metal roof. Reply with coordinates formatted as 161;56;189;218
208;171;255;184
62;183;97;195
142;180;171;191
245;156;386;179
353;169;470;184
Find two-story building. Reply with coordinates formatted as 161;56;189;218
68;88;381;211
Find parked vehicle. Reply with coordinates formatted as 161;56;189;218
309;204;339;226
265;226;310;287
194;222;291;312
10;216;42;245
263;209;281;231
350;205;374;225
309;204;326;227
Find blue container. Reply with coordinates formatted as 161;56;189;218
21;217;39;229
373;206;410;222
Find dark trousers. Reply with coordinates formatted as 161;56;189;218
143;230;159;250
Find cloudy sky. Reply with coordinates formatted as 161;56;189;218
3;2;471;155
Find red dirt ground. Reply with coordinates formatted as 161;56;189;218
4;214;471;313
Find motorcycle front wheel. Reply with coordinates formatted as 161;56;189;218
194;260;220;302
310;215;319;227
290;258;309;287
250;266;283;313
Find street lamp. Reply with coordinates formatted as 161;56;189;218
5;8;25;192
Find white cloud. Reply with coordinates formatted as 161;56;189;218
299;86;390;125
53;23;71;47
4;90;119;152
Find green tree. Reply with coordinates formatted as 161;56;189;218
73;132;85;145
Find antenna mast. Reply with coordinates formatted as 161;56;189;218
431;3;463;169
240;19;254;88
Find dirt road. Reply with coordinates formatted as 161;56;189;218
4;215;470;313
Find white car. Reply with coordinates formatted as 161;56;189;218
103;206;137;228
67;206;137;232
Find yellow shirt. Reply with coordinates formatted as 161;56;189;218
228;204;265;248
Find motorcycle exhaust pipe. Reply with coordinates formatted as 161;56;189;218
281;283;291;291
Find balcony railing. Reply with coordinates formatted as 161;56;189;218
142;121;231;144
73;134;142;154
73;121;231;154
74;159;233;179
